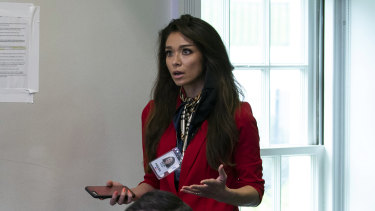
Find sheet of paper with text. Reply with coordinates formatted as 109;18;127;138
0;3;39;103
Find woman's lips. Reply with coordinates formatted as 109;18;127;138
173;71;184;79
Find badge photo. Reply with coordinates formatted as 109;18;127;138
149;147;182;179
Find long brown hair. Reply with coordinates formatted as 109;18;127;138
144;14;242;172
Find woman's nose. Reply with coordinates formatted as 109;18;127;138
172;54;181;66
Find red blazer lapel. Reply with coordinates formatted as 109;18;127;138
178;121;208;187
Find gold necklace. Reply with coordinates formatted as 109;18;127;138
179;89;201;158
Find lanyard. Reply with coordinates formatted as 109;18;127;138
180;98;200;159
181;108;193;159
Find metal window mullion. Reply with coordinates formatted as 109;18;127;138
275;155;281;211
332;0;350;210
234;65;309;70
312;149;326;211
317;0;324;146
308;0;316;146
308;0;325;147
265;0;271;147
264;67;270;146
261;145;325;156
223;0;230;53
317;144;325;211
315;2;325;209
302;66;309;145
311;154;318;211
265;0;270;66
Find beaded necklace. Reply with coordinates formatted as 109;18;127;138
179;88;201;158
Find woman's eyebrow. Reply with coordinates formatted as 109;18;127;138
165;44;195;49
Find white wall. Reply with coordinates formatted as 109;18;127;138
0;0;171;210
348;0;375;210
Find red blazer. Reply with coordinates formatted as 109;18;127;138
140;101;264;211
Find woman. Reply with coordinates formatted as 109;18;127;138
107;14;264;211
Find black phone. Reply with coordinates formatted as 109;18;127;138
85;186;135;199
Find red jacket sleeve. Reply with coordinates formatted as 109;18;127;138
139;101;160;189
233;102;265;200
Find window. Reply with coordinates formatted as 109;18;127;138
200;0;324;210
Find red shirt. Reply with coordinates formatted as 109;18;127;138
140;101;264;211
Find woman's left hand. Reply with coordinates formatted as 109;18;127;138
180;164;230;202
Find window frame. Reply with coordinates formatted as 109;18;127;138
200;0;323;147
176;0;326;211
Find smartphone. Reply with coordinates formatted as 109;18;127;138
85;186;135;199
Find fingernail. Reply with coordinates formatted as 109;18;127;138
127;190;134;198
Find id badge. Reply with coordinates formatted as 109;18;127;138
149;147;182;180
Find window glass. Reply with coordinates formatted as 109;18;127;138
230;0;266;65
281;156;312;211
270;0;308;65
201;0;226;39
270;69;308;145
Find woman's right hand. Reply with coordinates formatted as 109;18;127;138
106;180;135;206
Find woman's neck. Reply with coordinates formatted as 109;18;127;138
182;78;205;98
183;85;203;98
